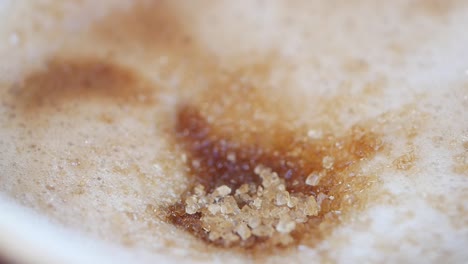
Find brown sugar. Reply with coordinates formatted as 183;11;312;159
180;165;319;247
166;104;384;251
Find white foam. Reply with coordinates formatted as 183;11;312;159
0;0;467;263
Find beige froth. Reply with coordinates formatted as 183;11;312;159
0;0;467;263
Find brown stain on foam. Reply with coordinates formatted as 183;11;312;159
167;103;384;252
164;60;386;253
14;57;157;114
11;0;206;117
407;0;465;18
452;147;468;176
91;0;202;58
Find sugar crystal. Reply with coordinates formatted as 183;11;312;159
236;223;251;240
276;216;296;233
214;185;231;197
275;191;289;206
305;172;324;186
304;196;319;216
322;156;335;169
